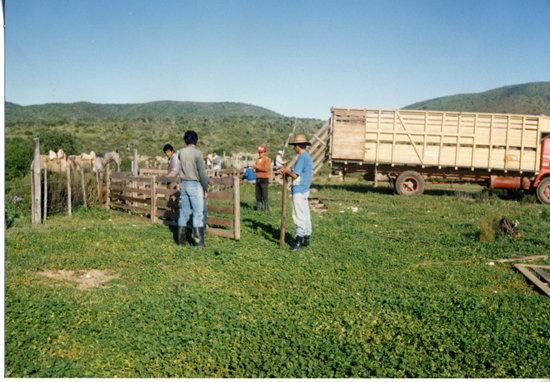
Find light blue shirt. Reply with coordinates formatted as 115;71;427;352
291;152;313;194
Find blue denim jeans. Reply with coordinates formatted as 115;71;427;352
190;199;208;228
292;191;311;237
178;180;204;228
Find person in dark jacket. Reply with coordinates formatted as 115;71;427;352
176;131;209;247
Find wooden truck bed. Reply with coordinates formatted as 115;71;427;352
330;108;550;173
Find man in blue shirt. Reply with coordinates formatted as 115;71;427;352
279;134;313;250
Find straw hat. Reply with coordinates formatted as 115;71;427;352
289;134;311;146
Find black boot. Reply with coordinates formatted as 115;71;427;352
193;227;206;248
256;202;263;211
264;201;269;211
290;236;303;251
178;226;188;246
303;235;310;248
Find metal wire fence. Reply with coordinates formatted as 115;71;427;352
5;168;102;228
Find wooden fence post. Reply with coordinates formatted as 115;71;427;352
99;172;104;208
133;149;138;176
43;164;48;222
31;164;35;223
32;138;41;225
81;166;87;208
150;175;157;224
106;165;111;210
234;176;240;240
280;174;288;247
96;170;100;202
67;162;72;216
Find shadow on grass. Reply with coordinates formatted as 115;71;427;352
243;218;295;245
313;182;531;202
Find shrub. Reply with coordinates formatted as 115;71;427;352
5;138;34;181
39;130;80;155
478;213;501;242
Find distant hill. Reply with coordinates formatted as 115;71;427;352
403;82;550;115
5;101;282;122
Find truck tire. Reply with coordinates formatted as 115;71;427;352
395;171;425;196
536;178;550;205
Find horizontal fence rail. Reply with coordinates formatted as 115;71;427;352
101;169;240;240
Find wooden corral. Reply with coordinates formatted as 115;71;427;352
100;170;241;240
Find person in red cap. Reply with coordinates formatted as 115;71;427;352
253;145;271;211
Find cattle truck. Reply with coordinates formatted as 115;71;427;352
327;107;550;204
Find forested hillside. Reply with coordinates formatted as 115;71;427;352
5;115;323;180
404;82;550;115
5;101;282;123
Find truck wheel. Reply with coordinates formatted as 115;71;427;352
536;178;550;205
395;171;425;196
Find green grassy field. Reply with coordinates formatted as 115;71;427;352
5;178;550;377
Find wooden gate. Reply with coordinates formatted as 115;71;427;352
100;170;240;240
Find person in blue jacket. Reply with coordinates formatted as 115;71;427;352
279;134;313;250
242;162;257;183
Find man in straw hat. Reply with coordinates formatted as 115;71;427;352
279;134;313;250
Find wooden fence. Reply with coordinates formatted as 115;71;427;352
100;169;240;240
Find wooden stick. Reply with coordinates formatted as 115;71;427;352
234;176;241;240
67;162;72;216
81;166;87;208
32;138;41;225
43;164;48;222
280;173;288;247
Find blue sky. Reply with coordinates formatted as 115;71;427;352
6;0;550;119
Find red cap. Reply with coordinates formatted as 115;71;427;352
257;145;266;153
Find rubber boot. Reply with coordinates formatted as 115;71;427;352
178;226;188;246
290;236;303;251
256;202;263;211
303;235;310;248
264;201;269;211
193;227;206;248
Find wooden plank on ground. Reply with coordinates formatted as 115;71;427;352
208;204;234;214
206;226;235;239
513;264;550;269
493;255;547;263
533;267;550;284
514;265;550;297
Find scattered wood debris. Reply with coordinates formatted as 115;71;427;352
514;264;550;297
491;255;547;263
308;197;328;212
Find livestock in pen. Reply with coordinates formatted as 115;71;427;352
93;151;121;173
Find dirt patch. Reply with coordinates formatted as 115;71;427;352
37;269;119;290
